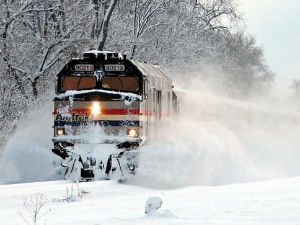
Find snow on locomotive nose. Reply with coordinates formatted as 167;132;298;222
52;50;178;181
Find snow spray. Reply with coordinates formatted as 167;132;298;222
130;77;300;188
0;76;299;186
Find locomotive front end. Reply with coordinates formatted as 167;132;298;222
52;51;144;181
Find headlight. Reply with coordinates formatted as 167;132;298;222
127;128;138;138
91;101;101;116
57;128;65;135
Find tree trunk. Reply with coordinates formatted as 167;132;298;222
96;0;118;51
1;24;27;98
31;77;39;99
130;44;137;59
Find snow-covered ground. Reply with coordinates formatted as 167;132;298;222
0;177;299;225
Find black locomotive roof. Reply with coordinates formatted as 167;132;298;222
64;50;169;79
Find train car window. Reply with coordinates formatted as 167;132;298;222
172;91;178;114
61;76;96;91
167;92;171;112
157;90;162;120
101;76;139;92
143;79;149;99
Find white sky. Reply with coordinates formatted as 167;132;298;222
239;0;300;80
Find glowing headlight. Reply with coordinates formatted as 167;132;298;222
91;101;101;116
57;128;65;135
127;128;138;138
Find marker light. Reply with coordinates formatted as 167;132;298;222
127;128;138;138
57;128;65;135
91;101;101;116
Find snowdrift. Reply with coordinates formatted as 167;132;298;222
0;177;299;225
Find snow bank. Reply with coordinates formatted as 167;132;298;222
0;177;299;225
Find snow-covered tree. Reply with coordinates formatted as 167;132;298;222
0;0;275;145
89;0;118;50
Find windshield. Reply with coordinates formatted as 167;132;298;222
61;76;96;91
101;76;139;92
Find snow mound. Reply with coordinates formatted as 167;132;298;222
145;196;162;214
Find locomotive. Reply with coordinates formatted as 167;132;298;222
52;50;178;181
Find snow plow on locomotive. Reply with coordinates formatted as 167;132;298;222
52;50;178;181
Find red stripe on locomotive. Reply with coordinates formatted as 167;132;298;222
53;108;171;116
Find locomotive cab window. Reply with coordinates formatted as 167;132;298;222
61;76;96;91
101;75;139;92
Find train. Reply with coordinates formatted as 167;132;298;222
52;50;178;181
